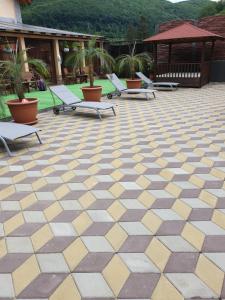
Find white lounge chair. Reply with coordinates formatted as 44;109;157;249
49;85;116;121
136;72;179;91
0;122;42;157
106;73;156;100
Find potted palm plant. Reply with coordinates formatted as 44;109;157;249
65;38;114;101
117;42;153;89
0;48;49;124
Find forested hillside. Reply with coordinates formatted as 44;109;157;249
22;0;212;39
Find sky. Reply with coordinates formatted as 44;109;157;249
168;0;218;2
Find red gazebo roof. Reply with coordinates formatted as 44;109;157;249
19;0;32;4
144;23;224;44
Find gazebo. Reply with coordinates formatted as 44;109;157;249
144;23;224;87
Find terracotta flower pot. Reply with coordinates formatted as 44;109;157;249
126;79;142;89
81;86;102;102
7;98;38;125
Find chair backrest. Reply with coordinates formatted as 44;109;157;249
107;73;126;92
49;85;81;106
136;72;152;84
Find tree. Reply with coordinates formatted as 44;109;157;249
0;48;49;100
65;38;114;87
116;42;153;79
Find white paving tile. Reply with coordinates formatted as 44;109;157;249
120;199;145;210
119;253;159;273
73;273;114;298
6;237;34;253
166;273;217;298
81;236;114;252
36;192;56;201
23;211;46;223
205;253;225;272
0;274;15;298
0;223;4;236
120;182;142;190
1;201;21;211
152;209;183;221
119;222;152;235
149;190;174;198
37;253;69;273
50;223;77;236
158;236;197;252
91;190;114;199
180;198;210;208
59;200;82;210
191;221;225;235
87;210;114;222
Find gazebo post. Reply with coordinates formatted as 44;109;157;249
153;43;158;80
210;40;215;60
200;42;206;87
201;42;206;63
168;43;172;64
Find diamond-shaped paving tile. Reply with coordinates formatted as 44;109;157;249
2;86;225;299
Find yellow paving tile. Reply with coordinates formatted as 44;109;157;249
172;199;191;220
199;190;218;207
107;201;126;221
182;223;205;250
142;211;162;234
196;254;224;296
152;275;184;300
84;177;98;189
136;175;150;189
110;170;124;181
138;190;155;208
109;183;124;198
103;254;130;296
212;210;225;229
4;212;24;235
54;184;70;199
44;202;63;221
134;163;147;174
31;224;53;251
13;255;40;296
63;238;88;271
145;237;171;272
0;239;7;258
106;223;128;251
20;193;37;210
166;182;182;198
72;212;92;235
0;186;15;201
32;178;47;191
79;191;96;209
50;275;81;300
61;171;76;182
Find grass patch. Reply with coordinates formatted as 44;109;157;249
0;79;117;119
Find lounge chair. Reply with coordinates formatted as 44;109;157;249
106;73;156;100
0;122;42;157
49;85;116;121
136;72;179;91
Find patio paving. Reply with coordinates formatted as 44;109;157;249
1;84;225;299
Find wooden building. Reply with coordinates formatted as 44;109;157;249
144;23;224;88
0;0;104;83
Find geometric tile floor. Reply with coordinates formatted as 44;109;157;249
1;84;225;299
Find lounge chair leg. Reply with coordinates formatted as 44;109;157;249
153;92;156;99
97;110;102;121
0;136;14;157
35;132;42;144
112;107;116;116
